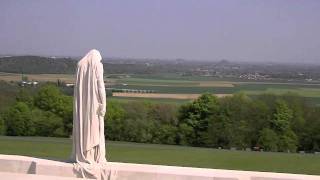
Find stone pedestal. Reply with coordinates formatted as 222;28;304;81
0;154;319;180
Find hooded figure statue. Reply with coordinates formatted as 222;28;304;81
71;49;116;179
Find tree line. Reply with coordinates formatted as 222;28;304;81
0;84;319;153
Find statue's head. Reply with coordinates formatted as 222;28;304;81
79;49;102;66
88;49;102;63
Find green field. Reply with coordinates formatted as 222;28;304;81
0;136;319;175
2;72;320;99
111;77;320;105
2;72;320;105
108;96;191;105
116;77;200;86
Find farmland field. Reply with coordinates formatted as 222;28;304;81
0;72;75;83
115;77;234;87
2;72;320;105
107;96;191;104
112;92;230;99
113;78;320;105
0;136;319;175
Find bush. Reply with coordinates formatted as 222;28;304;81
4;102;35;136
0;115;5;135
34;84;73;136
177;93;219;146
278;130;298;153
177;123;195;145
32;108;65;137
105;101;125;140
258;128;279;152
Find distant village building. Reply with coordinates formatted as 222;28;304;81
20;80;38;86
65;83;75;87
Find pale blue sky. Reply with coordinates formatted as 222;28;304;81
0;0;319;62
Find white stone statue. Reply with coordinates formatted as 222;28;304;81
71;49;116;179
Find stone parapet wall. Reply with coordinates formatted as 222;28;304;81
0;154;319;180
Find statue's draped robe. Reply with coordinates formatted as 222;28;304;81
71;50;116;179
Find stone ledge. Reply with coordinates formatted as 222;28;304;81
0;172;81;180
0;154;319;180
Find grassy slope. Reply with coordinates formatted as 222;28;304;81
0;136;319;175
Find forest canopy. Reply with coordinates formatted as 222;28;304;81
0;82;319;153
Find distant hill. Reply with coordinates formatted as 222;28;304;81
0;56;77;74
0;56;186;75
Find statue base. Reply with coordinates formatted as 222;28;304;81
0;154;318;180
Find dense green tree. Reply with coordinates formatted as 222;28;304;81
149;104;178;125
60;95;73;136
246;100;270;147
148;103;178;144
105;101;126;140
258;128;278;151
34;84;65;114
156;124;177;144
299;106;320;152
16;88;34;107
34;84;73;136
0;115;5;135
207;93;252;149
207;113;232;148
177;93;219;146
278;131;298;152
4;102;35;136
32;108;65;137
281;93;306;150
0;81;20;113
271;100;293;133
1;81;320;152
270;100;298;152
176;123;195;145
121;101;154;142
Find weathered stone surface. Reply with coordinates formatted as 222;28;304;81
0;172;81;180
251;177;301;180
0;154;319;180
213;178;239;180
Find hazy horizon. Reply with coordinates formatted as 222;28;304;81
0;0;319;62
